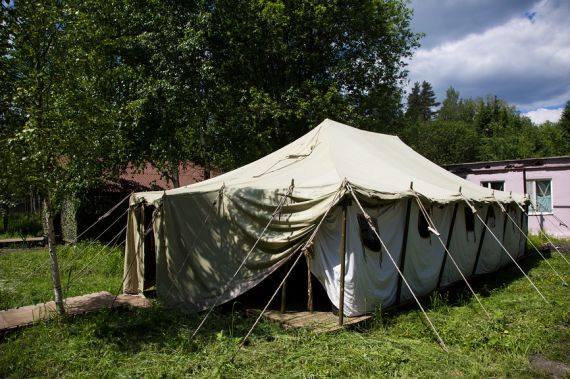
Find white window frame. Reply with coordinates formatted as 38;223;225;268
481;180;505;191
526;178;553;215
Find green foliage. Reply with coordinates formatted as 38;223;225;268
0;213;43;238
201;0;421;168
402;120;479;165
405;81;440;122
559;100;570;136
1;243;569;377
403;85;570;164
1;1;127;212
0;242;123;310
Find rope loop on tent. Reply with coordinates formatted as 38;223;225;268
191;180;296;339
514;201;570;268
273;179;295;219
348;183;449;352
493;197;567;286
459;193;548;303
411;192;492;319
233;182;345;361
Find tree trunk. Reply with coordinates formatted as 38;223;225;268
43;198;65;314
2;205;8;233
171;163;180;188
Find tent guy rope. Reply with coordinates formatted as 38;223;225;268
232;183;345;361
65;224;128;292
10;200;130;292
412;194;492;319
460;192;548;303
494;198;568;287
71;191;132;244
348;183;449;352
59;207;129;277
191;180;295;339
515;202;570;268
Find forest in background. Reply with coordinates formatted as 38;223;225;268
1;0;569;212
400;82;570;166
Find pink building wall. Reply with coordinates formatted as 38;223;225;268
447;157;570;239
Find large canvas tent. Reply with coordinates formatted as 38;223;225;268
123;119;528;316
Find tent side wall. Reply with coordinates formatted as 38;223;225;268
124;187;340;312
311;199;528;317
124;204;145;294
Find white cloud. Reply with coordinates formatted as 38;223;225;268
524;107;563;124
408;0;570;112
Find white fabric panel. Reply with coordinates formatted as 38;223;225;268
475;205;504;274
311;201;407;316
500;207;518;266
440;203;482;287
400;202;452;301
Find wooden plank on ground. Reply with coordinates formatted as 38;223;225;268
0;291;151;332
0;237;44;244
250;309;371;333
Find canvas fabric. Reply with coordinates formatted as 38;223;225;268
123;119;528;315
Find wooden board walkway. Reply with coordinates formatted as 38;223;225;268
0;291;151;332
0;237;45;249
251;310;371;333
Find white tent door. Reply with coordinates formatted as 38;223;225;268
311;201;408;316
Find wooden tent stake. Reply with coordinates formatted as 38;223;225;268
281;262;288;313
306;253;313;312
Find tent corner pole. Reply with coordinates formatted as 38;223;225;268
305;253;313;313
281;261;289;314
339;199;348;326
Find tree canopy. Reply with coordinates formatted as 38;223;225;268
2;0;568;209
401;85;570;165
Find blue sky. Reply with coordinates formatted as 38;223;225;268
407;0;570;124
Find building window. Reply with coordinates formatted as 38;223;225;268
526;179;552;214
481;181;504;191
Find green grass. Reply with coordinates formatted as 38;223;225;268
0;242;123;310
0;212;43;239
1;240;569;378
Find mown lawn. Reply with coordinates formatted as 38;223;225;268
0;240;569;378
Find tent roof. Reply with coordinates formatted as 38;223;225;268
133;119;527;205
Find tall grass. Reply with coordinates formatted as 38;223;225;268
0;239;569;378
0;212;43;239
0;242;123;310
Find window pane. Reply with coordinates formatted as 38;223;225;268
490;182;504;191
482;181;504;191
536;180;552;212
